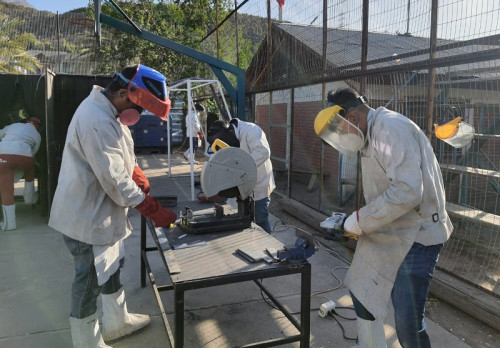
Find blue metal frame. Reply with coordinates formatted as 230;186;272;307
93;0;246;120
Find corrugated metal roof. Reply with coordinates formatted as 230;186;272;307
276;23;500;74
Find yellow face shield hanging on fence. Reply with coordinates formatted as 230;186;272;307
314;104;366;158
434;116;475;148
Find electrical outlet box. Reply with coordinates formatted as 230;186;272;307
319;300;336;318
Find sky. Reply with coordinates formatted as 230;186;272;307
27;0;88;13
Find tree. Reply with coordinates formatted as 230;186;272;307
0;6;41;74
91;0;238;82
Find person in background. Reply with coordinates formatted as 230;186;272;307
207;118;275;233
48;64;177;348
0;115;41;230
183;103;205;164
314;87;453;348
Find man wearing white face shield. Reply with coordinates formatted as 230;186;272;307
315;88;453;348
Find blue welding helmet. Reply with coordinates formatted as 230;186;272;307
118;64;171;120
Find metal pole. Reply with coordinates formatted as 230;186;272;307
216;0;220;59
267;0;272;82
187;80;195;201
235;0;240;67
426;0;439;140
357;0;369;209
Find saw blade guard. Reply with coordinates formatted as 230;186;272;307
200;147;257;200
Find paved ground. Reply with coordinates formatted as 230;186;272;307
0;151;480;347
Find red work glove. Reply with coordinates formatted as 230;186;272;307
197;131;204;139
133;166;150;194
135;195;177;227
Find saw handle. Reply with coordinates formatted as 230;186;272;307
211;138;230;153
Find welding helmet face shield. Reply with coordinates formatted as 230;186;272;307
113;64;171;120
314;104;365;158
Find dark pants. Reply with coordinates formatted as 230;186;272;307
254;196;271;233
63;235;123;319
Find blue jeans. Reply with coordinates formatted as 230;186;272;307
351;242;443;348
254;196;271;233
63;235;123;319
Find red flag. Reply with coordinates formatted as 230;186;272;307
276;0;285;8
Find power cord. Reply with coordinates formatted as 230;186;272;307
259;219;360;342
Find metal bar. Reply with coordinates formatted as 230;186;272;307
174;287;185;347
248;48;500;95
241;335;302;348
201;0;249;42
339;33;500;71
175;265;305;291
426;0;438;139
321;0;327;76
141;247;176;346
359;0;369;94
288;88;294;198
253;279;301;331
141;215;146;288
106;0;141;33
300;262;311;347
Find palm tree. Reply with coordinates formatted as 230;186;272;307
0;8;41;74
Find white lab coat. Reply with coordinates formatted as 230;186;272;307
186;111;202;138
0;122;40;157
231;119;275;201
49;86;145;246
344;107;453;319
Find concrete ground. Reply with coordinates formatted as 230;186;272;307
0;152;472;348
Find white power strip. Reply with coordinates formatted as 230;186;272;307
318;300;336;318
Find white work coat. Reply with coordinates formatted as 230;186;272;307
49;86;145;246
344;107;453;319
231;119;275;201
0;122;40;157
186;111;202;138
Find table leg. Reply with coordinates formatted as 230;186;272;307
300;262;311;348
141;215;146;288
174;287;185;347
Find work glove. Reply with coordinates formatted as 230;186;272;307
132;166;150;194
197;131;204;139
135;195;177;227
343;211;362;239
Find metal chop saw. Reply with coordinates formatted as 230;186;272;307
178;146;258;234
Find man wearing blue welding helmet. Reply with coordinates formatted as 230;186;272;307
49;64;177;347
315;88;453;348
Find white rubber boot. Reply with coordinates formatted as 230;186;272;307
1;205;16;231
69;314;111;348
23;181;38;204
351;317;387;348
101;288;150;342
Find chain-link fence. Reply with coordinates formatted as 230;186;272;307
1;0;499;297
241;0;500;298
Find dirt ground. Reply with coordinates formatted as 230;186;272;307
268;193;500;348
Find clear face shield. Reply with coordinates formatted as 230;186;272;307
314;104;366;158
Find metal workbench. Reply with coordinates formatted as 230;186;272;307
140;202;311;347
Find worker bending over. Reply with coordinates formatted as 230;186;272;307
49;64;177;347
314;88;453;348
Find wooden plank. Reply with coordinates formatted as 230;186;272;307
278;196;500;332
440;163;500;179
446;202;500;227
163;250;181;274
431;270;500;331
